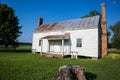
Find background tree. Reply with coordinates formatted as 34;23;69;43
107;31;112;48
81;10;101;18
0;3;22;49
110;21;120;49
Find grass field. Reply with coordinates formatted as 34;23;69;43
0;46;120;80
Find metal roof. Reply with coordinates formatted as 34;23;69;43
34;15;100;32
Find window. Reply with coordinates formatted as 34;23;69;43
39;40;41;46
76;39;82;47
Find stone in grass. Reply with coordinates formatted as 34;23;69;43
52;65;86;80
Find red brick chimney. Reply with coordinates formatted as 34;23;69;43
101;3;107;57
38;18;43;27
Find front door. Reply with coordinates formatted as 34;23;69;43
49;40;62;53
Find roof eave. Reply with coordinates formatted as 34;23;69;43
33;26;98;33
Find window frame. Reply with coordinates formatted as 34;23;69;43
76;38;82;47
39;40;41;46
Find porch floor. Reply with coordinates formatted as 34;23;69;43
41;52;68;58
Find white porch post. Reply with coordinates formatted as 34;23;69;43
40;39;43;55
62;38;64;58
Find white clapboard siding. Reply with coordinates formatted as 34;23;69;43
32;28;99;57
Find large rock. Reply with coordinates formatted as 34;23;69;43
52;65;86;80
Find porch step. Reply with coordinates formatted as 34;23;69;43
42;53;62;58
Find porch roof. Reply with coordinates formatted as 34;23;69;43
41;35;69;40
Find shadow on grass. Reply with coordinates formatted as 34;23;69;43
85;72;97;80
0;50;31;53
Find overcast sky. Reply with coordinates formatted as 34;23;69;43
0;0;120;43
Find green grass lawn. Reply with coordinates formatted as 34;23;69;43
0;45;31;53
0;46;120;80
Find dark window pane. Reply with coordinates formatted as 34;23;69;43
76;39;82;47
39;40;41;46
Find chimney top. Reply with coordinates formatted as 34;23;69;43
101;3;105;6
101;3;106;22
38;18;43;27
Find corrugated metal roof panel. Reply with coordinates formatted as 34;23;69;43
34;15;100;32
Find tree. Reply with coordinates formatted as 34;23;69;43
0;3;22;49
110;21;120;49
81;10;101;18
107;30;112;48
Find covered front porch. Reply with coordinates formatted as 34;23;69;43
40;34;70;57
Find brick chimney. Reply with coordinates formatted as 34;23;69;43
38;18;43;27
101;3;107;57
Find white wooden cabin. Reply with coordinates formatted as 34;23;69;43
32;3;107;58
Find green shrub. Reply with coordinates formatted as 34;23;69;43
108;49;120;54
